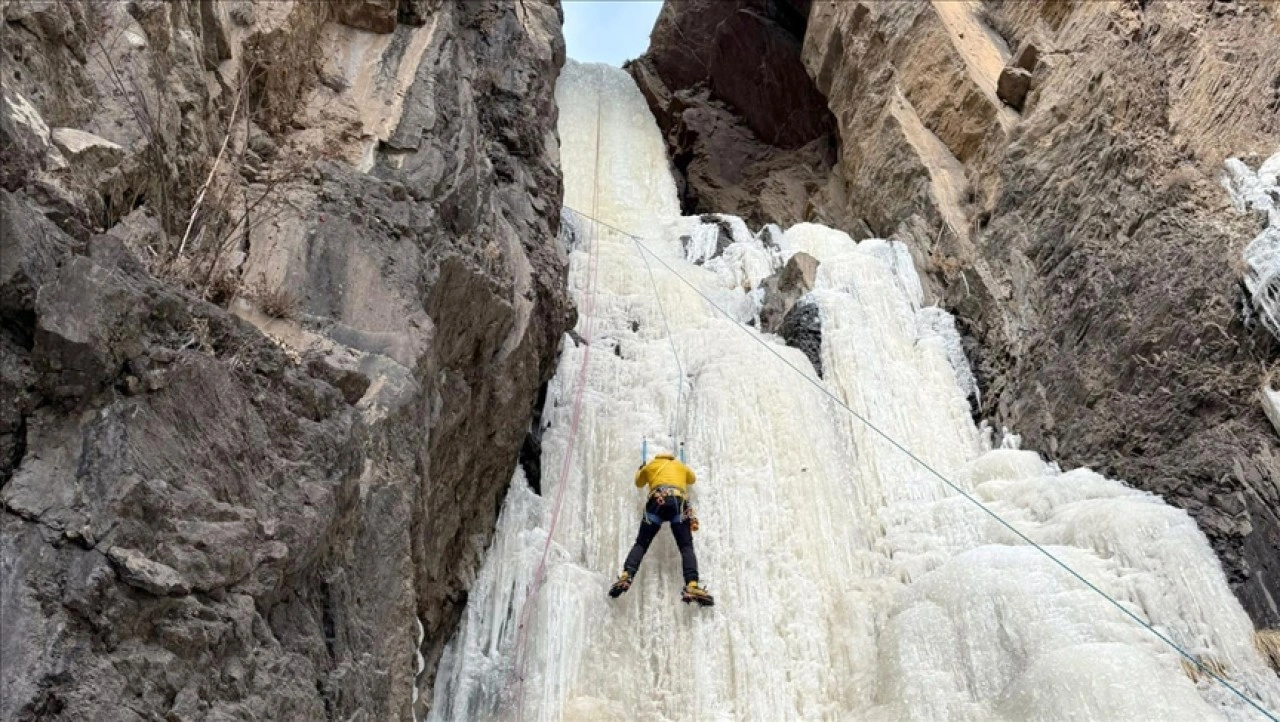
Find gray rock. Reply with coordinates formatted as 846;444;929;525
0;2;573;721
107;546;192;596
0;189;75;318
197;0;233;69
398;0;443;26
228;1;254;27
0;89;60;187
50;127;124;164
33;256;149;399
777;299;823;378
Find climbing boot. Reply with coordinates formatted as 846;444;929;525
681;581;714;607
608;571;633;598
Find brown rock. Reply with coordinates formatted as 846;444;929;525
780;251;819;290
332;0;399;33
760;251;820;333
996;66;1032;111
707;8;832;148
627;0;837;223
1013;41;1040;72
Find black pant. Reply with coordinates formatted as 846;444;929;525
623;493;698;583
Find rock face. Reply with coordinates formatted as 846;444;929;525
760;251;819;333
0;1;572;720
777;300;823;378
636;0;1280;627
626;0;840;226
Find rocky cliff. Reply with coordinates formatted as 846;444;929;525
630;0;1280;629
0;1;572;719
625;0;840;228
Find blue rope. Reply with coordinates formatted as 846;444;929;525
563;206;1280;721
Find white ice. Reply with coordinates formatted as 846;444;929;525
428;62;1280;722
1224;151;1280;341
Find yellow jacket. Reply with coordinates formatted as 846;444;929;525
634;454;696;494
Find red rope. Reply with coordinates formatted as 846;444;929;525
505;216;601;719
505;65;607;721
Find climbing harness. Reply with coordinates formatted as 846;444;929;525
563;206;1280;722
643;490;687;526
650;484;684;502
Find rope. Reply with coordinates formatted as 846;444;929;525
507;213;600;719
506;71;607;720
562;205;1280;721
634;236;685;449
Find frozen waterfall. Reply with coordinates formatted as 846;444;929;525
427;61;1280;721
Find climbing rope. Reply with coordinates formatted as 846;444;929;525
506;70;608;721
506;212;601;720
634;234;686;451
562;206;1280;722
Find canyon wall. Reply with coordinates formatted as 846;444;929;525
0;1;572;719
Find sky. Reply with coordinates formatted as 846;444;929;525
562;1;663;67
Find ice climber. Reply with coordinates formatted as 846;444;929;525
609;449;714;606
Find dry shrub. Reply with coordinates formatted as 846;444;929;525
1179;654;1228;684
1257;629;1280;672
204;269;241;307
242;3;330;134
247;281;298;320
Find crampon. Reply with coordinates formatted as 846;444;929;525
681;582;714;607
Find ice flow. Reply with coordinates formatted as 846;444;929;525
427;61;1280;722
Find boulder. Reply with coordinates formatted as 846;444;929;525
997;66;1033;112
107;546;192;596
777;299;823;377
0;189;76;317
33;256;149;399
50;127;125;173
1012;41;1040;72
333;0;399;33
760;251;820;332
